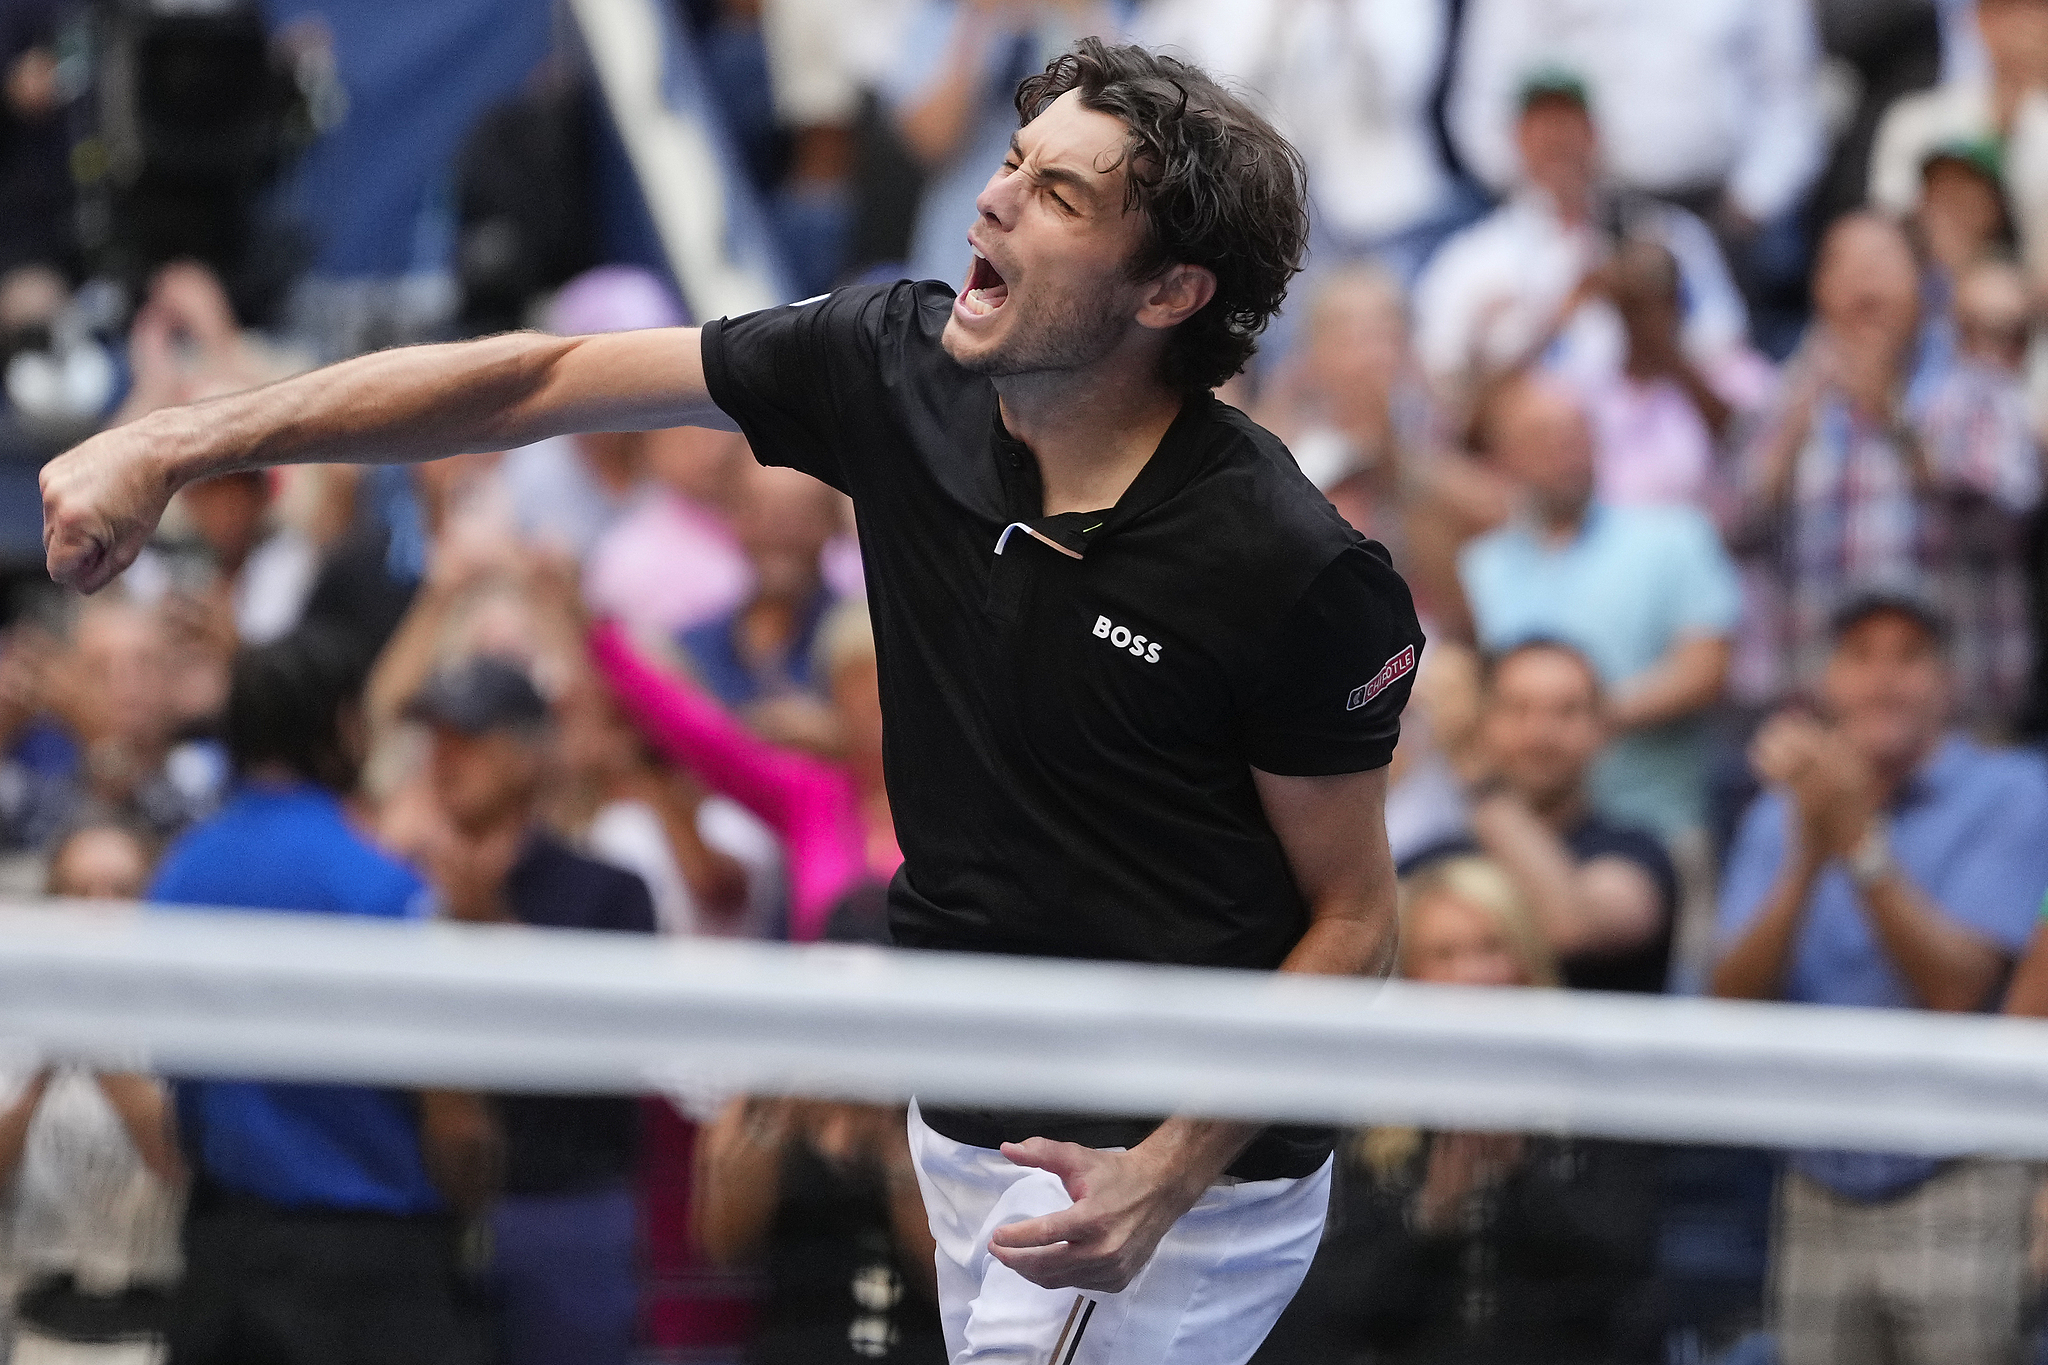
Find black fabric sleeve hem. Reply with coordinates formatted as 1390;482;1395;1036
1247;745;1397;779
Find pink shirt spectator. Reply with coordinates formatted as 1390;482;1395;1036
590;621;900;942
584;491;753;636
1584;350;1775;507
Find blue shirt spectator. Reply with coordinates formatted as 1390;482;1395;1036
1718;734;2048;1197
1461;380;1741;840
1714;590;2048;1203
152;782;443;1215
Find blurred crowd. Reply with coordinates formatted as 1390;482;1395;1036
7;0;2048;1363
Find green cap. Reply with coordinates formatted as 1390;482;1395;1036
1517;65;1591;113
1922;135;2005;188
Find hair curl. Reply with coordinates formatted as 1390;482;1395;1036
1015;39;1309;394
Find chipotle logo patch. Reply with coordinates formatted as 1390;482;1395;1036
1347;645;1415;712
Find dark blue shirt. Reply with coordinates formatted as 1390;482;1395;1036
150;784;444;1215
497;833;656;1196
1718;736;2048;1199
677;589;835;708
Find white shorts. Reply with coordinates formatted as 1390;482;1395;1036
906;1101;1331;1365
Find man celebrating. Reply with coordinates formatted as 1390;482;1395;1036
41;40;1422;1363
1713;591;2048;1365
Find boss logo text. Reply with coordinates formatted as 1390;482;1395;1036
1093;615;1162;663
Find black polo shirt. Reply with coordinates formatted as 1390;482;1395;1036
704;281;1424;1178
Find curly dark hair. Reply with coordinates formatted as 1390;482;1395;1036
1015;39;1310;394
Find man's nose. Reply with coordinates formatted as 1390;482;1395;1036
975;167;1019;231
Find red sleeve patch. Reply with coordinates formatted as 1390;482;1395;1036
1347;644;1416;712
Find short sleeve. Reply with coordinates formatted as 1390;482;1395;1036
1664;508;1742;637
1243;543;1426;777
701;283;903;493
1932;758;2048;954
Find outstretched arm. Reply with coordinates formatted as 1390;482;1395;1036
988;767;1397;1292
43;326;732;592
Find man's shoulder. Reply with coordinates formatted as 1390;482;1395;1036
1178;402;1369;585
1936;737;2048;805
151;788;419;911
514;833;655;931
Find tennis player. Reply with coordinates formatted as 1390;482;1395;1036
43;40;1422;1363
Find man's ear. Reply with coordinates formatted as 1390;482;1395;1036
1135;263;1217;332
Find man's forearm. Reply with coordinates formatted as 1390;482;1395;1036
1609;636;1730;733
1857;869;2006;1012
145;334;606;486
1133;903;1394;1189
1710;852;1818;999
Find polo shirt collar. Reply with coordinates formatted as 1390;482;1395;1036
1510;499;1605;551
990;394;1211;561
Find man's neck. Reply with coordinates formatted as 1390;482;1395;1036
996;357;1187;517
1529;182;1595;232
1526;783;1589;834
1532;492;1591;544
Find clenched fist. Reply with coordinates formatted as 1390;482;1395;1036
40;420;180;594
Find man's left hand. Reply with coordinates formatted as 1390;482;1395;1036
986;1137;1203;1292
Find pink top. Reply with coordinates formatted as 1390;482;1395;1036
584;491;752;636
590;621;898;942
1584;349;1776;508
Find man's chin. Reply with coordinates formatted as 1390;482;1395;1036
941;313;1013;376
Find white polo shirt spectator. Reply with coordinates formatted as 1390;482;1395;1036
1450;0;1826;226
1134;0;1462;262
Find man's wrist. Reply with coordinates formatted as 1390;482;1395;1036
1847;823;1895;889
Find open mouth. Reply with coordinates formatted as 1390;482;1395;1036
959;248;1009;317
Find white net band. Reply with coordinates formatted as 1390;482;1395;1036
2;905;2044;1157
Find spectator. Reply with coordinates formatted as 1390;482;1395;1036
553;665;755;938
0;825;183;1365
1956;255;2034;376
678;462;846;731
109;263;308;429
1711;590;2048;1365
1582;237;1774;509
692;906;941;1364
1382;641;1484;865
759;0;918;294
1726;213;2041;724
1413;638;1680;994
1134;0;1477;285
1871;0;2048;282
124;472;321;650
1450;0;1824;249
1251;857;1662;1365
593;602;900;943
885;0;1120;289
150;629;492;1365
0;597;227;853
695;1095;943;1365
1413;73;1751;397
1914;141;2016;296
0;0;77;277
1459;375;1740;845
403;656;656;1365
582;425;753;639
1254;266;1507;639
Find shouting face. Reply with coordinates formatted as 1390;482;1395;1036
944;91;1179;379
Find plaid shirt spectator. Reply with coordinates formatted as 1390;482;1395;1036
1725;355;2040;722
